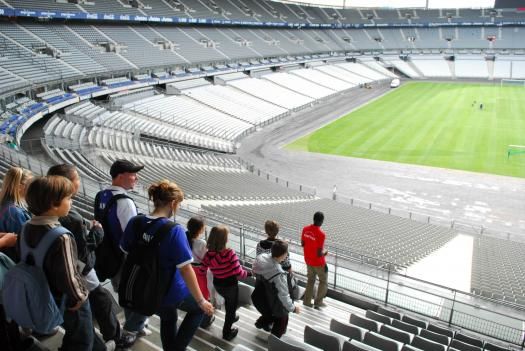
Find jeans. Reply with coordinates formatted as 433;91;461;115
89;285;121;341
303;264;328;307
158;295;204;351
61;299;106;351
214;283;238;336
123;309;148;333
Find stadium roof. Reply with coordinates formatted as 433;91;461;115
272;0;496;8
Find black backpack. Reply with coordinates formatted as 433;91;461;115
93;191;132;281
118;216;176;316
251;272;288;318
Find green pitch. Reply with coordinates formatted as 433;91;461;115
287;82;525;178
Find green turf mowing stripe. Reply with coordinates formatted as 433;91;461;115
286;82;525;178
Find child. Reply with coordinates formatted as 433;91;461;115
23;176;107;351
186;217;215;328
201;225;251;340
253;239;300;338
120;180;213;350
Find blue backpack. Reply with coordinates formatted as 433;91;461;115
2;226;68;334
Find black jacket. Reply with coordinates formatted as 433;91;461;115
59;209;103;275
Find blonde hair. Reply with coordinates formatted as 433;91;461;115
0;167;32;207
148;180;184;209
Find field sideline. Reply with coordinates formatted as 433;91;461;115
287;82;525;178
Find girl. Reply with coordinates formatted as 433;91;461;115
186;217;215;328
0;167;32;260
201;225;251;340
120;180;214;351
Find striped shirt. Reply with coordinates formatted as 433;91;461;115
201;248;248;281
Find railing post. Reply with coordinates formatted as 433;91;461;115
333;247;338;289
384;265;391;305
448;290;457;326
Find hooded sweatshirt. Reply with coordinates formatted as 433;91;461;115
252;253;295;313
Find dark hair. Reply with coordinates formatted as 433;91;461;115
313;211;324;226
206;225;229;252
186;216;205;249
271;239;288;258
26;176;74;215
47;164;77;181
264;220;279;239
148;180;184;209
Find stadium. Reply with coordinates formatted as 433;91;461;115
0;0;524;350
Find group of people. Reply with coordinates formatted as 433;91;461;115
0;158;331;351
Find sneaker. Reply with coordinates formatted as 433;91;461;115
200;315;215;329
254;319;272;332
116;331;137;349
303;302;313;308
314;302;327;309
223;328;238;341
105;340;116;351
137;327;152;337
233;315;240;323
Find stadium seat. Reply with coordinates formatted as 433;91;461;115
392;319;421;335
343;340;382;351
377;306;402;320
380;324;415;344
330;319;367;341
363;331;403;351
366;310;393;325
402;315;428;329
483;342;510;351
450;339;483;351
420;329;451;346
427;323;455;338
268;334;323;351
454;333;484;348
304;325;347;351
350;314;382;332
411;336;447;351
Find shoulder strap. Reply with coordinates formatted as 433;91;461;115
20;225;70;268
266;272;283;282
103;192;132;219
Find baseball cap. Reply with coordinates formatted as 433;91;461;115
110;159;144;178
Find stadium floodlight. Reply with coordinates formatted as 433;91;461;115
501;79;525;87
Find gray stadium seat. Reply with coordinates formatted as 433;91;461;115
411;336;447;351
364;331;403;351
454;333;484;348
420;329;450;346
450;339;483;351
343;340;382;351
238;282;254;306
350;314;382;332
392;319;421;335
377;306;402;320
380;324;414;344
402;345;424;351
366;310;393;325
304;325;347;351
330;319;367;341
402;315;428;329
268;334;323;351
427;323;455;338
483;342;509;351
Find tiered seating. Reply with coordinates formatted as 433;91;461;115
382;58;421;78
471;236;525;305
203;199;457;267
337;62;390;81
263;72;336;100
360;60;399;79
127;94;253;143
492;59;512;79
228;77;314;110
510;60;525;79
183;85;289;125
289;68;356;91
315;65;374;84
454;56;489;79
101;153;313;201
411;57;452;78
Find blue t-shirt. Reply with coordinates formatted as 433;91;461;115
120;216;193;306
0;202;31;234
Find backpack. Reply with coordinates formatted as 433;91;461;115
2;226;68;334
251;272;288;319
118;216;176;316
94;191;132;281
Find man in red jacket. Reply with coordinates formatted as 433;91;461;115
301;211;328;309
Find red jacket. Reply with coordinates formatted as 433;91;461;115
301;224;326;267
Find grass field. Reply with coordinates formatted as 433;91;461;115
287;82;525;178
